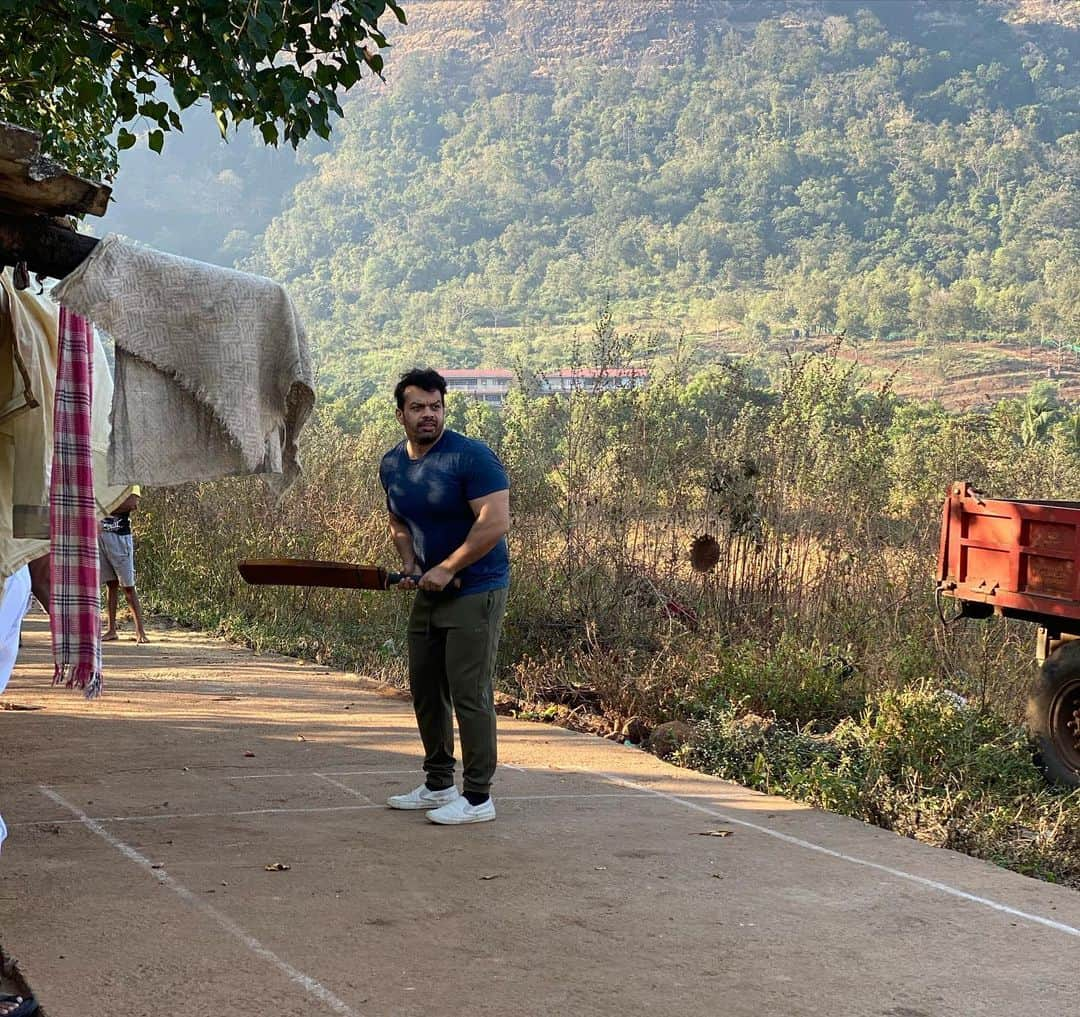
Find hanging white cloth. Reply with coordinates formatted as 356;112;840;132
53;234;314;496
0;564;32;855
0;563;31;694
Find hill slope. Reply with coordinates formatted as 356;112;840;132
106;2;1080;411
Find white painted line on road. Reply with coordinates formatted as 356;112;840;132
501;793;650;802
45;766;525;787
16;792;649;827
24;804;386;825
588;771;1080;940
319;769;427;777
38;786;363;1017
229;769;421;780
225;773;306;780
313;773;374;803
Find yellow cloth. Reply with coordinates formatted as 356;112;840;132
0;271;134;578
0;270;53;574
0;436;48;578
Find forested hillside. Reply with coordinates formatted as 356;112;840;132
109;1;1080;411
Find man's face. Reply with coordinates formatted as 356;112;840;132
397;386;445;447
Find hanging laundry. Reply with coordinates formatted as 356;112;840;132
53;235;314;495
0;563;30;694
0;563;32;859
0;268;56;542
49;307;101;698
0;270;128;567
89;331;133;519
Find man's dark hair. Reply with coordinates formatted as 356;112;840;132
394;368;447;409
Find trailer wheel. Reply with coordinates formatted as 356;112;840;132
1028;640;1080;788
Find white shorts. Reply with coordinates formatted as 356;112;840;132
99;531;136;587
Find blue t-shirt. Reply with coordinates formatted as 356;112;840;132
379;429;510;595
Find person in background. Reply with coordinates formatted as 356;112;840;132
99;486;149;643
380;368;511;825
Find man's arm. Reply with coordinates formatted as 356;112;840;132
419;489;510;592
28;553;50;613
388;511;419;576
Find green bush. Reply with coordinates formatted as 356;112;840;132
683;685;1080;884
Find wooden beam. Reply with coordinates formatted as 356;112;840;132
0;213;98;280
0;122;111;218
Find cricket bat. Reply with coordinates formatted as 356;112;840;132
237;559;417;590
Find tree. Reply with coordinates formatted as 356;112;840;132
0;0;406;178
1020;382;1061;448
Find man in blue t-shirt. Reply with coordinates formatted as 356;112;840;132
380;368;510;825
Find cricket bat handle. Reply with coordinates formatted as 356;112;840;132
386;573;462;589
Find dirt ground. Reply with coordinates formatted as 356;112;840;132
3;613;1080;1017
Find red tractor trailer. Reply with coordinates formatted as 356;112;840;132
938;481;1080;786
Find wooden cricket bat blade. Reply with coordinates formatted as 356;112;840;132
237;559;392;590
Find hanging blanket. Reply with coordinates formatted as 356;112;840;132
49;307;101;698
52;235;314;496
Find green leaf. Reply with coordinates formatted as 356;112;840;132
86;36;112;64
172;79;199;110
247;17;269;49
139;99;170;121
147;128;164;153
337;61;361;90
114;86;138;120
117;128;137;150
74;76;105;103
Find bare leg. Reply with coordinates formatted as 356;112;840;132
123;586;149;643
103;581;119;640
28;553;50;613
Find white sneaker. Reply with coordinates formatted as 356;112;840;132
426;796;496;825
387;784;461;810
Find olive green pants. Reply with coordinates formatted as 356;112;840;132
407;587;507;796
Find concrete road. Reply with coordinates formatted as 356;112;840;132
1;615;1077;1017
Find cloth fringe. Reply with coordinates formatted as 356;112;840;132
53;663;103;699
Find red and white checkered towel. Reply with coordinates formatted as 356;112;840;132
49;307;101;697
